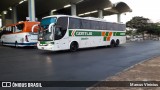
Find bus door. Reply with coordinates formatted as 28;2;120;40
54;26;68;50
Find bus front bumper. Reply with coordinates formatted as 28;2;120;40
37;44;55;51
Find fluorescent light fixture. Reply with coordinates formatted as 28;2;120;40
90;10;98;13
104;7;112;10
78;10;98;16
9;7;12;11
64;4;71;8
78;14;85;16
19;1;24;4
84;12;91;15
77;0;84;3
19;0;27;4
3;11;7;14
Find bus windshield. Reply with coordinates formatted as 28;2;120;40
16;23;24;32
39;17;57;41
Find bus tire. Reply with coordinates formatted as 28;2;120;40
115;39;120;47
110;40;115;48
15;41;18;47
70;41;78;52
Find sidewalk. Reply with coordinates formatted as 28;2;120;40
87;56;160;90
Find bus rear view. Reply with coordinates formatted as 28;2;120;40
1;21;40;47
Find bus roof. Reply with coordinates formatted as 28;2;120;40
42;15;123;24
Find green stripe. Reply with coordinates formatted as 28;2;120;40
69;30;125;36
40;41;54;44
69;30;72;36
105;32;109;36
103;37;106;41
69;30;101;36
113;32;126;36
40;41;46;44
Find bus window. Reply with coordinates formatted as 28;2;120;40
106;22;113;30
81;19;91;29
16;24;24;32
55;17;68;40
91;21;100;30
99;22;107;30
56;17;68;30
112;23;118;31
11;26;16;33
7;27;12;33
69;18;81;29
118;24;126;31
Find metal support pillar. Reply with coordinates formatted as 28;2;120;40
28;0;36;21
71;4;76;16
117;14;121;23
12;6;17;23
2;13;6;26
98;10;103;18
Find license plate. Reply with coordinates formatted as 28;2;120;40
41;47;44;49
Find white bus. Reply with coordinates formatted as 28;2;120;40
1;21;40;47
37;15;126;51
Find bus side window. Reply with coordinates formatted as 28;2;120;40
91;21;99;30
12;26;15;33
55;17;68;40
69;17;81;29
56;17;68;31
81;19;91;29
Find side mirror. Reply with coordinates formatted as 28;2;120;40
48;23;55;32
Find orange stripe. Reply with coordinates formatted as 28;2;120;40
107;32;113;41
102;32;106;36
108;32;113;37
107;37;111;41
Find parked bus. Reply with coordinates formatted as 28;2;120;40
37;15;126;51
1;21;40;47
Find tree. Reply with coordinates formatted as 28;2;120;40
145;23;160;40
152;23;160;40
126;30;132;36
145;23;155;39
126;16;150;40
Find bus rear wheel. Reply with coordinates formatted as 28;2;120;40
110;40;115;48
115;39;120;47
70;42;78;52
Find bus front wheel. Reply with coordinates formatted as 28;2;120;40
70;42;78;52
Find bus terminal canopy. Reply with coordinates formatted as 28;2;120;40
0;0;132;21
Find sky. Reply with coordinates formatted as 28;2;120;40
105;0;160;23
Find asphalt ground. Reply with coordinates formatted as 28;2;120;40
0;40;160;90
